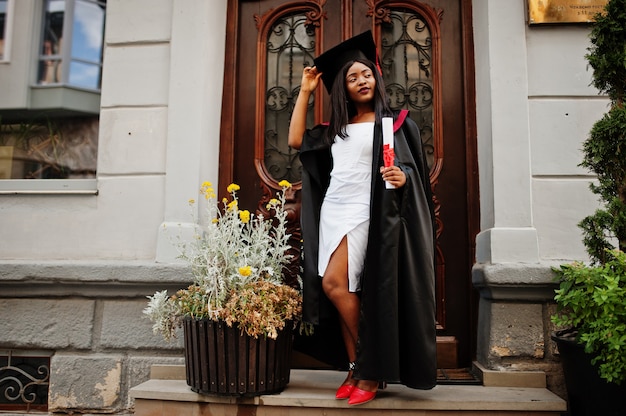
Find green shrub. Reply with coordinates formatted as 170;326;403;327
552;250;626;384
579;0;626;263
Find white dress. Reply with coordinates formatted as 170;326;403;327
318;122;374;292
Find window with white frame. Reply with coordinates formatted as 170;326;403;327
0;0;103;191
38;0;105;90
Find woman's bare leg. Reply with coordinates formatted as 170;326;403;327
322;237;360;386
323;236;381;394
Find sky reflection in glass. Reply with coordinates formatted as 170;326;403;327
69;0;103;88
71;0;103;62
38;0;104;88
69;61;100;89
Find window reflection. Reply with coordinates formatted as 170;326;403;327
69;61;100;89
0;0;8;60
0;117;98;179
39;0;64;84
38;0;105;90
72;0;104;62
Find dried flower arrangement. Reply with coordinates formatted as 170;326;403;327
143;181;302;341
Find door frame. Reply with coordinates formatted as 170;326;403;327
218;0;480;364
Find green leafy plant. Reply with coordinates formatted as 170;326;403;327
552;0;626;386
578;0;626;263
552;250;626;384
143;181;302;341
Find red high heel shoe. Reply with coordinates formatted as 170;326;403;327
347;387;376;405
347;381;386;405
335;384;356;399
336;362;357;399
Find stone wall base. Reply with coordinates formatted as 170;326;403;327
0;260;570;411
472;262;567;399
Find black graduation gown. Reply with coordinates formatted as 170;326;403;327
297;111;437;390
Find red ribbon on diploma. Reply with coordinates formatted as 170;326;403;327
383;144;395;168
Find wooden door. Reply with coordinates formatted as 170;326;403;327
219;0;479;368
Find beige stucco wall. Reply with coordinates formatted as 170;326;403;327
0;0;226;261
526;25;607;261
473;0;605;264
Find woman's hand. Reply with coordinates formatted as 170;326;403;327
288;67;323;149
301;66;322;93
380;166;406;188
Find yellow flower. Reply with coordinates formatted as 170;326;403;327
238;266;252;277
266;198;280;210
278;180;291;188
200;182;216;200
227;183;241;194
239;210;250;223
145;182;302;342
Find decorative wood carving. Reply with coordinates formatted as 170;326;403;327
254;0;327;29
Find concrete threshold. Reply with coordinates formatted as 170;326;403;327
130;369;567;415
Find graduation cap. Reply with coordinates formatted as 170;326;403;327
313;30;379;94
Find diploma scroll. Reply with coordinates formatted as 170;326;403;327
382;117;395;189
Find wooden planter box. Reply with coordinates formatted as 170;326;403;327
183;317;293;396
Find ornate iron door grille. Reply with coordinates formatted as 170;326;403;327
263;12;316;184
380;8;435;169
0;352;50;412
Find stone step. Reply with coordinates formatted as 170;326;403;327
130;369;567;415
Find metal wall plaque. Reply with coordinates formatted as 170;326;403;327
528;0;608;24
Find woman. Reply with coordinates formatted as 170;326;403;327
289;31;437;406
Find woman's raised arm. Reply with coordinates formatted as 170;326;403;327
288;66;322;150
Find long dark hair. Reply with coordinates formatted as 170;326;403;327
326;58;392;144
